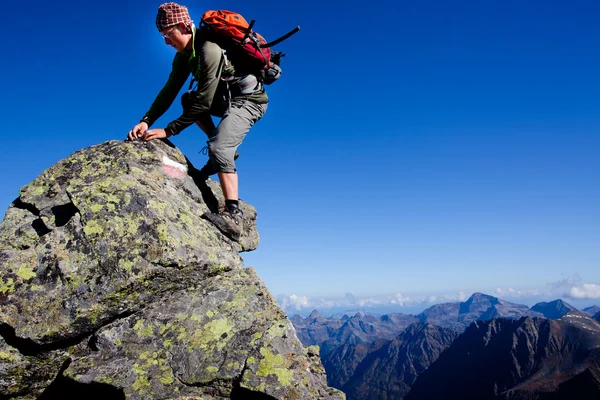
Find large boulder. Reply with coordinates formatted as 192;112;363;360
0;140;344;399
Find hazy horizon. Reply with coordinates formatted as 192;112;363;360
278;277;600;316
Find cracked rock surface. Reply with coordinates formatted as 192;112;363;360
0;140;344;399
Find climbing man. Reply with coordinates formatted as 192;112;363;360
127;2;268;241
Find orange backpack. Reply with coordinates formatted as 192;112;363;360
200;10;299;84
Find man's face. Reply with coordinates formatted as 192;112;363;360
161;24;189;52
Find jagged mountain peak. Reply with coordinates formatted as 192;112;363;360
308;309;325;320
351;310;371;319
469;292;499;301
460;292;499;309
420;301;460;315
582;305;600;316
531;299;577;319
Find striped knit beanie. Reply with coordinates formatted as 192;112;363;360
156;3;192;32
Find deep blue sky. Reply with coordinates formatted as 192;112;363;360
1;0;599;312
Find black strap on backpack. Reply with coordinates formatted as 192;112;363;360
261;26;301;48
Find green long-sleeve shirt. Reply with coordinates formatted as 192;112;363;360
142;27;268;136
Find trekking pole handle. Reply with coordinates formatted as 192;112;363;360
261;26;301;48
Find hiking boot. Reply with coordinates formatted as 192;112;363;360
202;207;244;241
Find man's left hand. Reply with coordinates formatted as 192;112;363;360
141;128;169;141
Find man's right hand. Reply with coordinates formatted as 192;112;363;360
127;121;149;141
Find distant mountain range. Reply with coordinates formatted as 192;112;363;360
291;310;345;352
290;293;600;400
582;305;600;316
418;292;544;330
406;313;600;400
340;323;458;400
292;310;417;357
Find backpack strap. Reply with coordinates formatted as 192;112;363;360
187;27;228;92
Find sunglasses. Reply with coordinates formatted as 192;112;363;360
162;25;178;39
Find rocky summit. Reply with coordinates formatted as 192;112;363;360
0;140;344;400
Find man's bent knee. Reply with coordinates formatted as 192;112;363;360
208;143;236;173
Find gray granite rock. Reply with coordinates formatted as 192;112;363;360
0;140;343;399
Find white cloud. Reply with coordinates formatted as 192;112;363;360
316;298;339;308
493;287;540;298
569;284;600;299
357;297;383;307
541;275;600;300
277;292;423;312
495;287;512;296
390;293;412;305
277;294;310;310
432;292;466;303
548;275;582;290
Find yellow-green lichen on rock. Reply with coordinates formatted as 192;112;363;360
257;347;294;386
0;277;15;294
16;264;37;281
61;267;343;399
0;140;341;399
